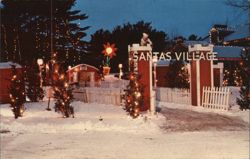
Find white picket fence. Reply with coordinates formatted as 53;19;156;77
202;86;230;110
73;87;123;106
100;80;129;89
156;87;191;105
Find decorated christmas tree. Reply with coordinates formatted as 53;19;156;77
166;60;189;88
237;48;250;110
223;61;242;86
9;65;26;119
24;62;44;102
123;68;144;118
53;64;74;118
166;37;189;88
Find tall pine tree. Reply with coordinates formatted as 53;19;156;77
1;0;89;67
88;21;169;72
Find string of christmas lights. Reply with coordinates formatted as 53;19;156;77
123;66;144;118
9;65;26;119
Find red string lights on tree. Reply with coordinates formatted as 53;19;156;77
123;65;144;118
9;65;25;119
53;68;74;118
51;51;74;118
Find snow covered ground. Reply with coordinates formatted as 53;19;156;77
1;101;249;159
158;101;250;124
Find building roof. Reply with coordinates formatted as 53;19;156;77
67;63;99;72
214;46;243;58
224;25;250;41
157;60;170;66
185;40;209;46
0;62;22;69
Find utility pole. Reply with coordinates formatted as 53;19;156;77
248;0;250;35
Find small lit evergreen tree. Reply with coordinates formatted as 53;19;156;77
237;48;250;110
9;65;25;119
166;37;189;88
123;67;144;118
53;65;74;118
166;60;189;88
223;62;242;86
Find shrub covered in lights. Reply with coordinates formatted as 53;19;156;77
123;72;144;118
9;65;26;119
24;63;44;102
237;48;250;110
53;66;74;118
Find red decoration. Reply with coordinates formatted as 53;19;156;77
102;42;117;58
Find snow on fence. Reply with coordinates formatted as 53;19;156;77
73;87;123;106
202;86;230;110
156;87;191;105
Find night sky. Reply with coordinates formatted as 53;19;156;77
75;0;248;40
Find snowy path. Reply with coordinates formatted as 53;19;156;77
161;107;249;132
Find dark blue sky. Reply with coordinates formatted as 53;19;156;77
75;0;248;40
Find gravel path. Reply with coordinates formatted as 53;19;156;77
160;107;249;132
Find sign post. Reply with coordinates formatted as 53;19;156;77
128;44;155;112
189;44;214;106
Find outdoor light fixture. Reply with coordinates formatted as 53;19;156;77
37;59;43;66
152;56;158;89
105;47;113;55
37;58;44;101
118;64;123;69
118;64;123;79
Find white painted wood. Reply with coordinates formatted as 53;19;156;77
214;63;224;86
197;60;201;106
214;87;218;109
201;86;230;110
156;87;191;105
73;87;123;106
211;61;214;87
149;52;155;114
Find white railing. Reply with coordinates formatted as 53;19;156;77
73;87;123;106
156;87;191;105
202;86;230;110
100;80;129;89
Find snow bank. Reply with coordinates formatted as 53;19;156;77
229;86;241;107
0;101;164;134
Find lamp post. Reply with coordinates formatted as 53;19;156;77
152;56;158;90
37;59;44;89
118;64;123;79
150;56;158;115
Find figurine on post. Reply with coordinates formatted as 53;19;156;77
140;33;152;47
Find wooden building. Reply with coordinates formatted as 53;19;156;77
0;62;23;103
67;64;100;86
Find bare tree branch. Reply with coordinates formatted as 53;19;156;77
225;0;250;11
